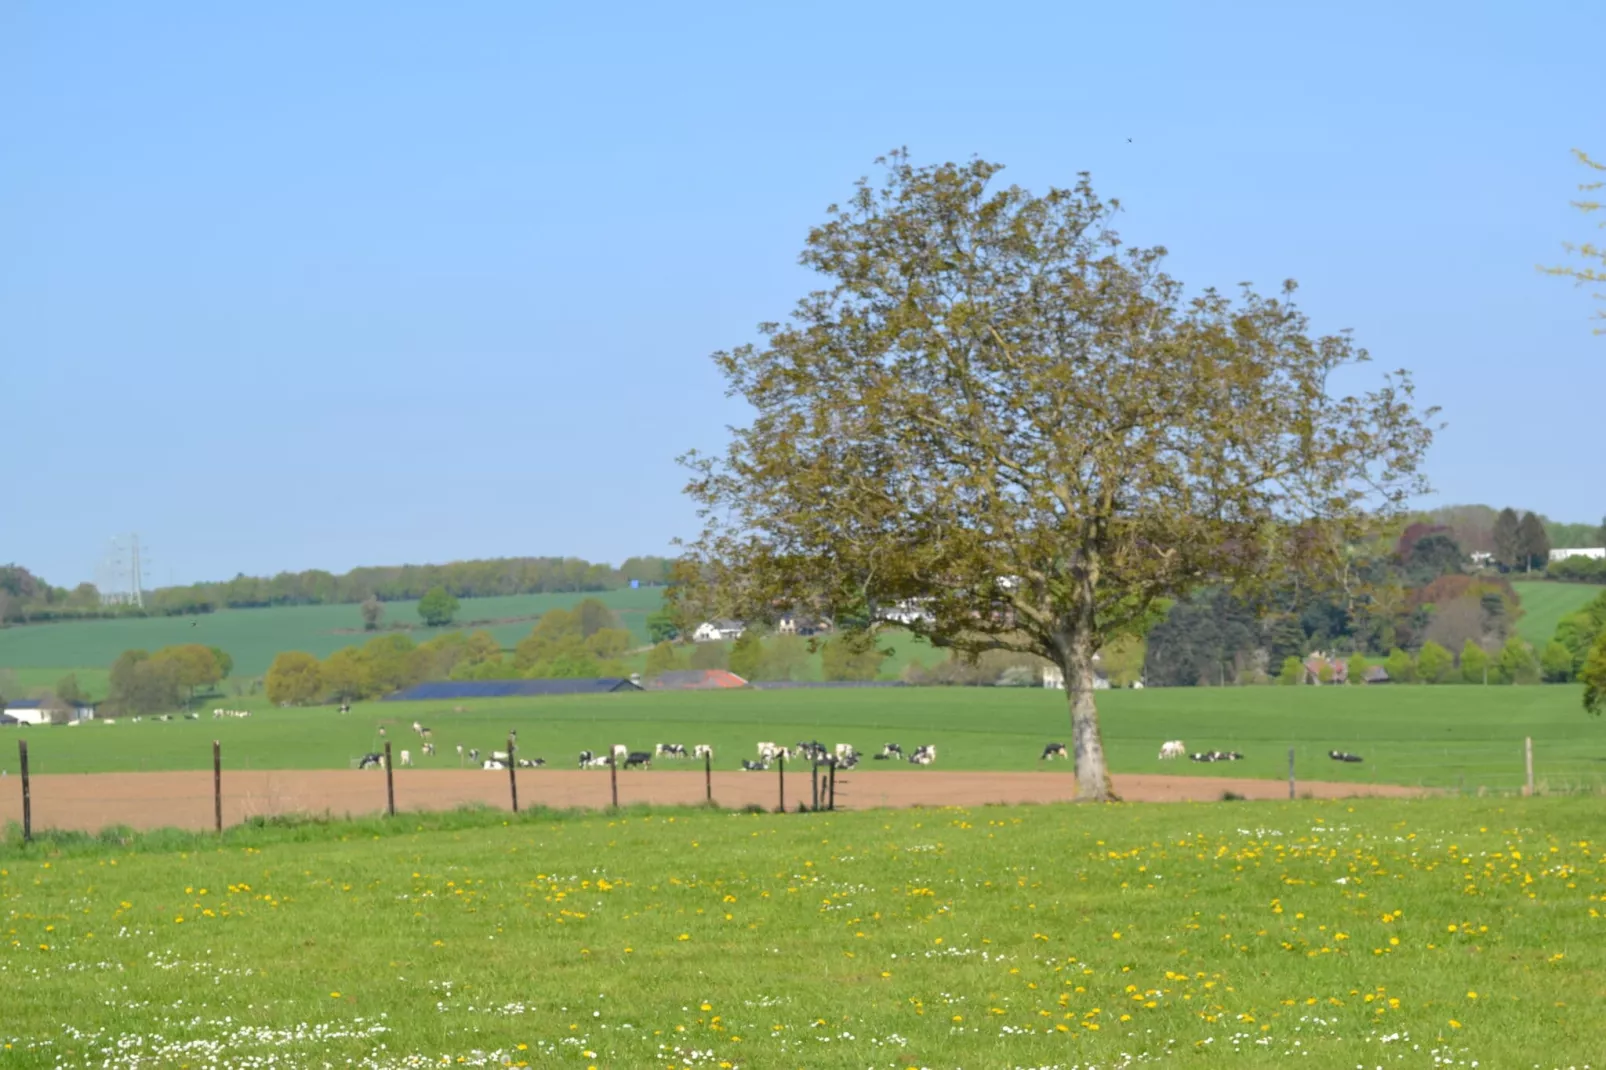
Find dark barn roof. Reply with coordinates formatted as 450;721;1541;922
384;678;642;701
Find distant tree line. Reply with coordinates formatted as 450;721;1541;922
0;555;673;625
105;644;236;715
261;599;638;705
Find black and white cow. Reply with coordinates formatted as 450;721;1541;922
740;759;769;772
1329;750;1364;763
516;756;546;768
909;744;936;766
1041;742;1069;761
692;744;714;760
578;749;597;769
624;751;653;769
1189;750;1245;762
358;752;384;770
655;743;688;759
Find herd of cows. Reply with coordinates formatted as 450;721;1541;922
349;722;1367;773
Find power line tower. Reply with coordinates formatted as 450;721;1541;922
99;534;147;608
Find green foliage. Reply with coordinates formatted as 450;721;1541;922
55;672;85;706
758;635;811;682
1516;512;1552;573
676;152;1435;800
1415;641;1453;684
688;641;728;671
646;607;680;643
574;598;621;638
209;646;234;679
509;606;628;679
1497;636;1541;685
264;651;323;706
1459;640;1491;684
820;634;890;682
1542;640;1576;683
417;586;459;628
1547;555;1606;583
1382;648;1416;683
1585;634;1606;714
106;644;228;714
149;643;227;694
360;596;384;631
726;630;764;681
1493;508;1521;570
643;642;680;678
1346;653;1371;685
1277;655;1304;686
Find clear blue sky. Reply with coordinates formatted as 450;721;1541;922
3;1;1602;588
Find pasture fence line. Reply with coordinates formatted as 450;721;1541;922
5;734;1604;840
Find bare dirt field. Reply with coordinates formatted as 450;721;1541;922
0;768;1424;834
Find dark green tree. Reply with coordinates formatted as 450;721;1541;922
646;606;680;643
1492;508;1521;571
417;586;459;627
727;630;764;680
1516;512;1552;573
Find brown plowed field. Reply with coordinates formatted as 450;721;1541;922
0;769;1423;834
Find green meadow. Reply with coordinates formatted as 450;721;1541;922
4;685;1601;793
0;588;667;678
1508;580;1605;648
1;795;1601;1068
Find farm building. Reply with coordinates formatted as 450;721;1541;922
692;620;745;642
1;698;97;725
1303;653;1349;685
1550;547;1606;561
648;669;749;691
384;678;643;701
776;614;831;636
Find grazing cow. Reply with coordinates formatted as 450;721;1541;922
1041;742;1069;761
378;726;387;738
468;748;480;764
756;741;778;761
1329;750;1364;763
184;712;200;720
1188;750;1245;763
661;743;688;758
692;744;714;760
878;742;903;760
482;759;506;770
578;749;597;768
455;744;465;761
491;750;510;764
834;743;857;761
516;757;546;768
412;721;423;735
624;751;653;769
420;727;432;740
740;759;769;772
422;742;436;757
1159;740;1186;760
908;744;936;766
612;744;628;762
358;752;384;770
399;749;412;767
338;702;351;714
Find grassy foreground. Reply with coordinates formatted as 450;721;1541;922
2;796;1601;1068
4;684;1602;792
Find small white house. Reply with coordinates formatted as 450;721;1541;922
2;698;97;726
1550;547;1606;562
692;620;746;643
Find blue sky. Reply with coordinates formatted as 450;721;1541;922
3;1;1602;588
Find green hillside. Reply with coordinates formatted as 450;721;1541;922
0;588;665;677
1510;580;1605;646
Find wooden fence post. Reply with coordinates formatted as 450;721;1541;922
18;740;31;844
811;762;820;812
704;750;712;804
507;734;519;814
1288;747;1296;800
609;756;619;809
778;755;786;813
213;740;223;833
1524;736;1534;797
384;741;396;817
828;761;837;811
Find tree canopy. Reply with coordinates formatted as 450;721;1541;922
417;586;460;627
674;152;1436;799
1540;149;1604;333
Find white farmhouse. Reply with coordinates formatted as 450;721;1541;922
1550;547;1606;562
2;698;97;725
692;620;746;643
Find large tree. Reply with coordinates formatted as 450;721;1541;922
1516;511;1552;573
1492;508;1522;571
1540;149;1604;333
674;153;1435;799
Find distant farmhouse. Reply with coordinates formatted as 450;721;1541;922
2;698;97;725
692;620;746;642
1550;547;1606;562
776;613;831;637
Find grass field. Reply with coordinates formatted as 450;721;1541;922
0;589;667;678
4;685;1601;793
1509;579;1605;647
1;795;1601;1068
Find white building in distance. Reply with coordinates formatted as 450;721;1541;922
1550;547;1606;562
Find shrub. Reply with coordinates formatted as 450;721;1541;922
1416;641;1453;684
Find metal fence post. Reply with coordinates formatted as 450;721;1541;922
213;740;223;833
384;742;396;817
19;740;31;843
507;734;519;814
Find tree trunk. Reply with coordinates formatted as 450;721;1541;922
1063;635;1116;801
